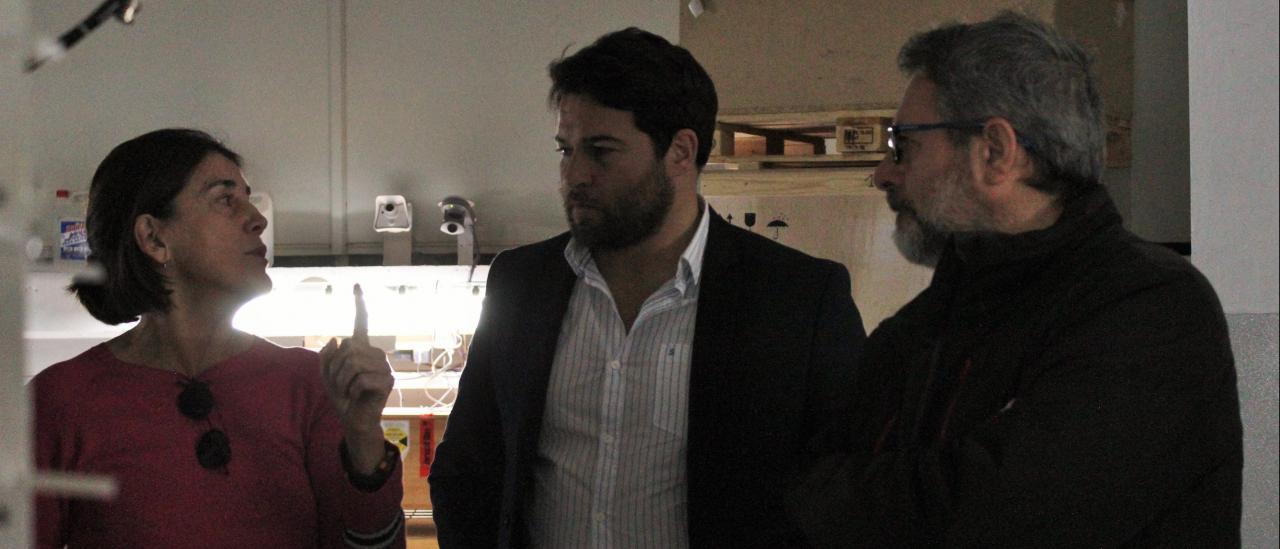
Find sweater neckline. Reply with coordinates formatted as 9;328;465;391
942;183;1121;274
921;184;1123;325
92;336;266;381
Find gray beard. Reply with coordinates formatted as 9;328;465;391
892;209;950;267
890;162;992;267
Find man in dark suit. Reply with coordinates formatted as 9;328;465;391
430;28;865;548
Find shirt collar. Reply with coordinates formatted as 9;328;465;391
675;197;711;295
563;197;711;298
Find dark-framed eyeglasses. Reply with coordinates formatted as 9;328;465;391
885;121;984;164
886;121;1036;165
177;379;231;471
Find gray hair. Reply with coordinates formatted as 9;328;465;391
899;11;1105;196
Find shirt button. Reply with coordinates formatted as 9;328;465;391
601;433;614;444
608;360;620;370
594;512;605;523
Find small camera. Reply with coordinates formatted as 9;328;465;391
374;195;412;233
438;196;475;236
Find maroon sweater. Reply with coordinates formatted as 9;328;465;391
32;338;405;548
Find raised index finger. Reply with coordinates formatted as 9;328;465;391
352;283;369;344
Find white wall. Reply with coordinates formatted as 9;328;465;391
27;1;678;258
342;1;678;254
1188;1;1279;546
29;1;334;254
1188;2;1280;312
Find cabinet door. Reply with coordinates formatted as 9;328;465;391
29;0;333;252
343;1;677;253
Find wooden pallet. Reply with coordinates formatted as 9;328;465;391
709;109;894;170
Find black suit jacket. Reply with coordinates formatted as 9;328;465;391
430;212;865;548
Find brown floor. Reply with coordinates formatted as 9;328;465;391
406;519;439;549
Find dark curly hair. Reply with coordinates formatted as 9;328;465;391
548;27;718;169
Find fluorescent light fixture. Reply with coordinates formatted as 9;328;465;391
233;265;486;339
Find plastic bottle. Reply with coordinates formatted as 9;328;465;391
53;189;90;268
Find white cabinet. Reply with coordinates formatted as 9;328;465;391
30;1;334;252
28;1;679;257
342;1;678;253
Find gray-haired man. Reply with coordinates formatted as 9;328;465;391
788;12;1242;547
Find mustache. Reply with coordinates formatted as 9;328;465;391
564;189;598;208
885;192;913;214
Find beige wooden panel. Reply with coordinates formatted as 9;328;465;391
705;191;933;333
702;169;879;197
679;1;1132;119
679;0;1055;113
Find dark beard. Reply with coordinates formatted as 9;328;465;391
563;161;674;251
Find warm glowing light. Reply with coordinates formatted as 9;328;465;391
233;265;487;339
230;265;487;414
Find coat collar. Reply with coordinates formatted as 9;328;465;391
925;183;1124;325
945;183;1123;274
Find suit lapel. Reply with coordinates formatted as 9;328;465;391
516;240;577;459
688;212;749;457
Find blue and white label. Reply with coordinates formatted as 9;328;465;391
59;220;90;260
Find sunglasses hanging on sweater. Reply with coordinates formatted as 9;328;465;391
177;379;232;471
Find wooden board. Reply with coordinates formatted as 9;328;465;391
703;192;933;333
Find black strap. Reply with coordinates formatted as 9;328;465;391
340;439;400;493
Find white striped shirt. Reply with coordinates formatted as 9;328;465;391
528;201;710;549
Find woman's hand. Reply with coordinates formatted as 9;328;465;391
319;284;394;475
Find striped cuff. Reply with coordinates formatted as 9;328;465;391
344;511;404;549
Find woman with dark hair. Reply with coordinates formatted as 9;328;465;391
31;129;405;548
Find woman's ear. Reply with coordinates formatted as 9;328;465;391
133;214;169;266
664;128;699;177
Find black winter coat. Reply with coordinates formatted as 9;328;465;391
789;184;1242;548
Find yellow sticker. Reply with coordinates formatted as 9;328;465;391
381;420;411;460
